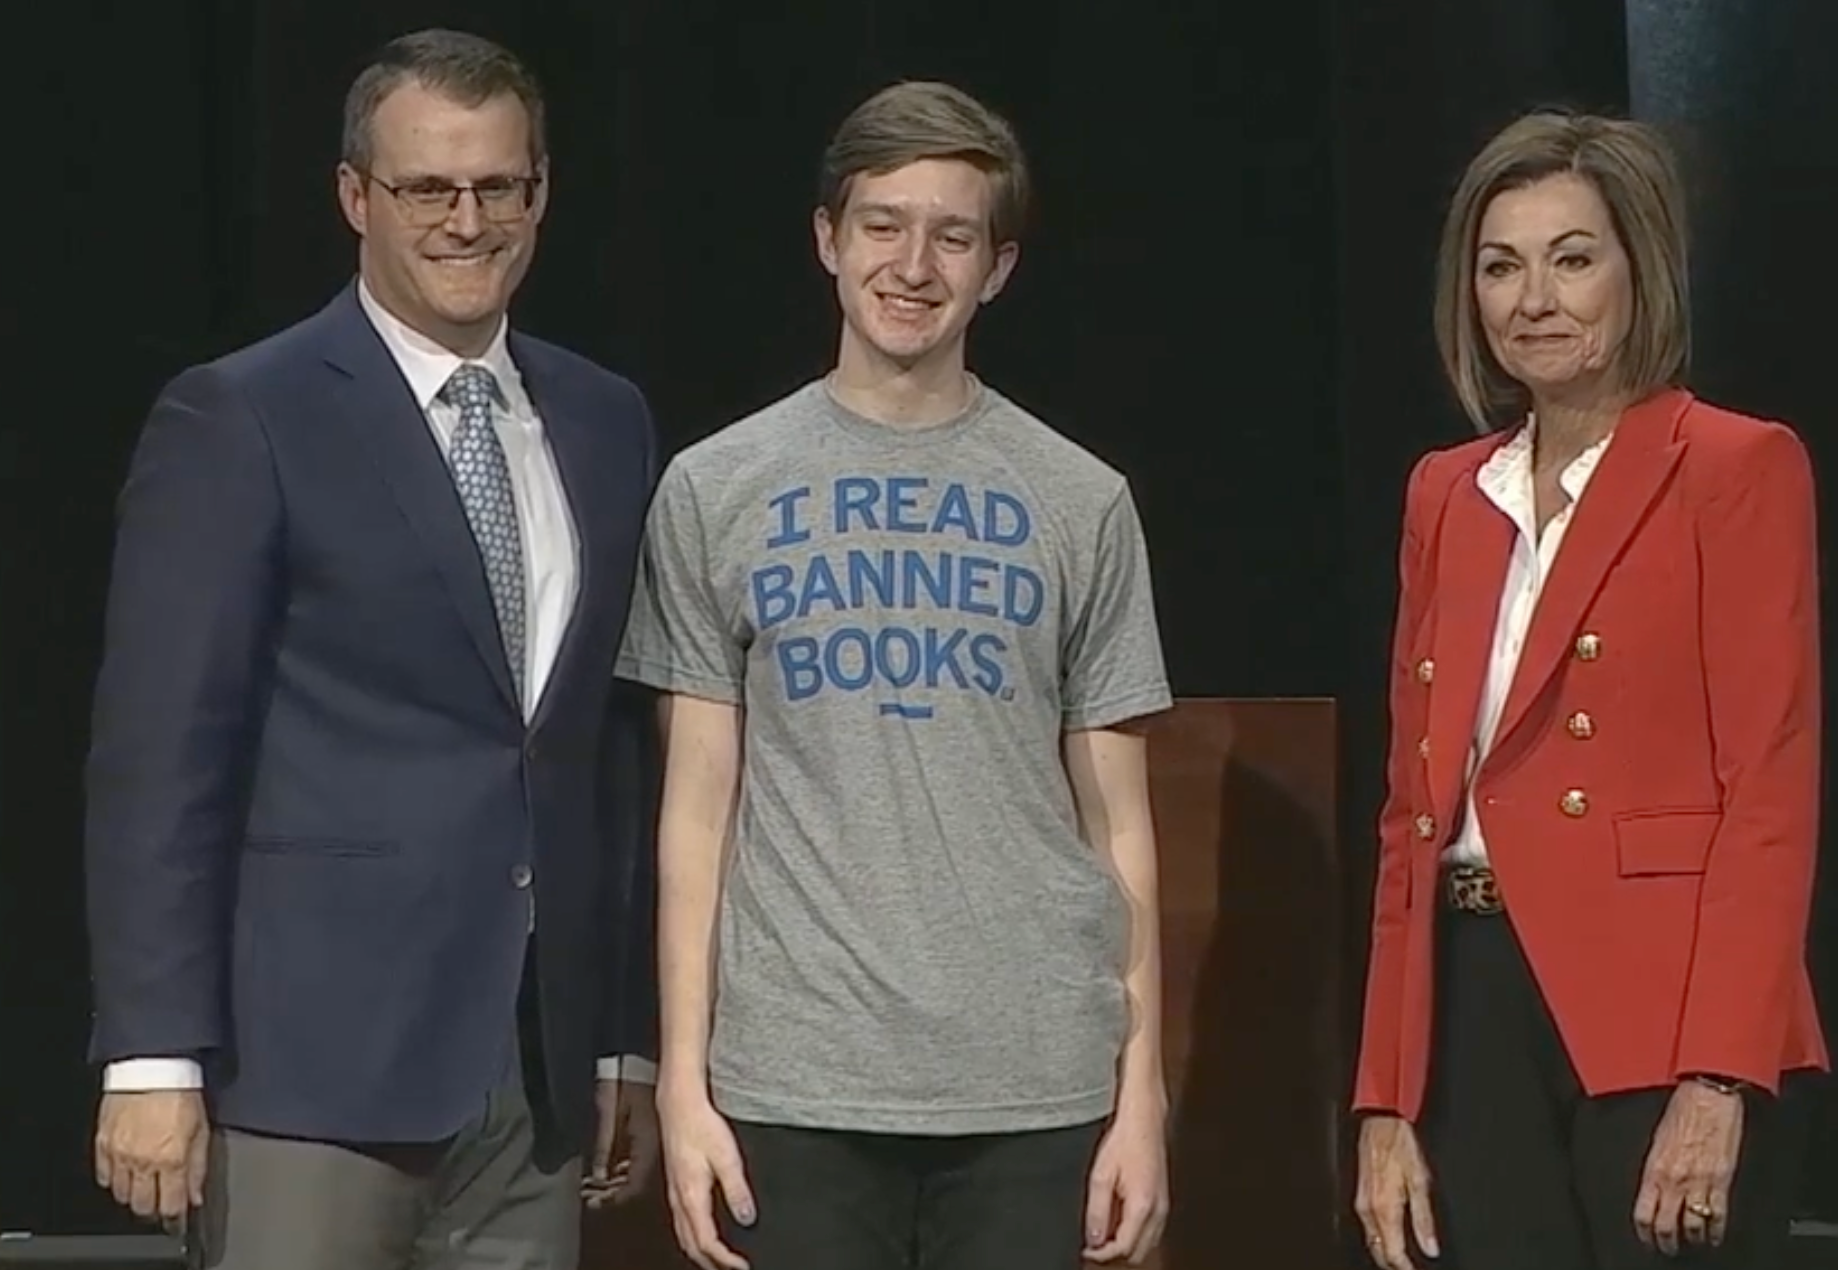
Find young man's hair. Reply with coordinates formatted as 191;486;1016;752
819;81;1031;244
343;28;547;171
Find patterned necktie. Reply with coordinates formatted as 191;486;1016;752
440;364;526;705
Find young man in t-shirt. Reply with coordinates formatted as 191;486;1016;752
616;81;1172;1270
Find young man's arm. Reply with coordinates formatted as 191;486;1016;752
1064;721;1169;1264
657;693;740;1089
655;693;755;1269
1056;477;1172;1266
610;447;756;1264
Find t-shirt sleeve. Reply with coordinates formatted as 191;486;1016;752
1061;481;1173;731
615;461;745;704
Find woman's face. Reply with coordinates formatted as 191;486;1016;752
1473;172;1635;404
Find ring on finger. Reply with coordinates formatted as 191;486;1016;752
1686;1200;1715;1219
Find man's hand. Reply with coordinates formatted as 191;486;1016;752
660;1080;754;1270
94;1091;208;1221
584;1078;661;1209
1083;1089;1169;1264
1354;1114;1439;1269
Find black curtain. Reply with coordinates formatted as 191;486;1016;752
3;0;1833;1239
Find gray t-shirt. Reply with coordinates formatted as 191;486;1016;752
616;379;1172;1134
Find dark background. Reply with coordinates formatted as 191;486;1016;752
4;0;1835;1245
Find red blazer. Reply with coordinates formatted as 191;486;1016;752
1354;387;1829;1122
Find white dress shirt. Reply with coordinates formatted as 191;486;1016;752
1443;421;1612;866
105;281;654;1092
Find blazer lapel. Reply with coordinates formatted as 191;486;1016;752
318;288;520;711
1426;471;1515;821
514;335;593;732
1489;388;1691;749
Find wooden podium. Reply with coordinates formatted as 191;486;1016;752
581;698;1345;1270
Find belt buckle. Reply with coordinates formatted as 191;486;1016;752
1445;865;1503;915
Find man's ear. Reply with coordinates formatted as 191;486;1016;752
981;240;1021;304
814;205;843;277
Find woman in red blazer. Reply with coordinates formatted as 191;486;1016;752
1351;111;1827;1270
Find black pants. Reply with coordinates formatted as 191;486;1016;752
1421;908;1811;1270
719;1119;1105;1270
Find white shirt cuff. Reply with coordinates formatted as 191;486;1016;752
597;1055;658;1084
104;1058;204;1092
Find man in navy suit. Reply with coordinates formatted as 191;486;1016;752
83;29;659;1269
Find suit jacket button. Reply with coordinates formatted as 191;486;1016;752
1566;711;1596;739
1415;813;1436;840
511;864;533;889
1418;736;1431;759
1416;658;1435;683
1574;633;1602;661
1560;789;1588;817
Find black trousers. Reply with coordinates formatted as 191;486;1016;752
1420;908;1811;1270
719;1119;1105;1270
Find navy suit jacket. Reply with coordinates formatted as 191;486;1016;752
84;284;660;1151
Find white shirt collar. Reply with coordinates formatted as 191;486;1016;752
356;277;532;418
1478;414;1613;507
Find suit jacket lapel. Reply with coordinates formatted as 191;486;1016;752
1426;469;1514;821
1490;388;1691;750
513;334;592;733
318;287;521;711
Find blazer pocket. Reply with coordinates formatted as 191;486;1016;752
1612;809;1720;876
244;836;399;858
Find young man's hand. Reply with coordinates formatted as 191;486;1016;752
1083;1087;1169;1264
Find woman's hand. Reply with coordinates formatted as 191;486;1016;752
1354;1114;1439;1268
1634;1080;1745;1254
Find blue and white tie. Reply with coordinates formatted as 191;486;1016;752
441;365;526;705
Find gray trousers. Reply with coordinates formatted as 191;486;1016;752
195;1073;580;1270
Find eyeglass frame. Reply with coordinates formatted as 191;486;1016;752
358;169;545;226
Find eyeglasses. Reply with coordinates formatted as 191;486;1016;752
363;172;543;226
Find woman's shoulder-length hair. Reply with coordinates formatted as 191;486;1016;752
1433;110;1691;432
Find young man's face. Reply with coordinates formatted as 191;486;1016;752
815;157;1019;373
